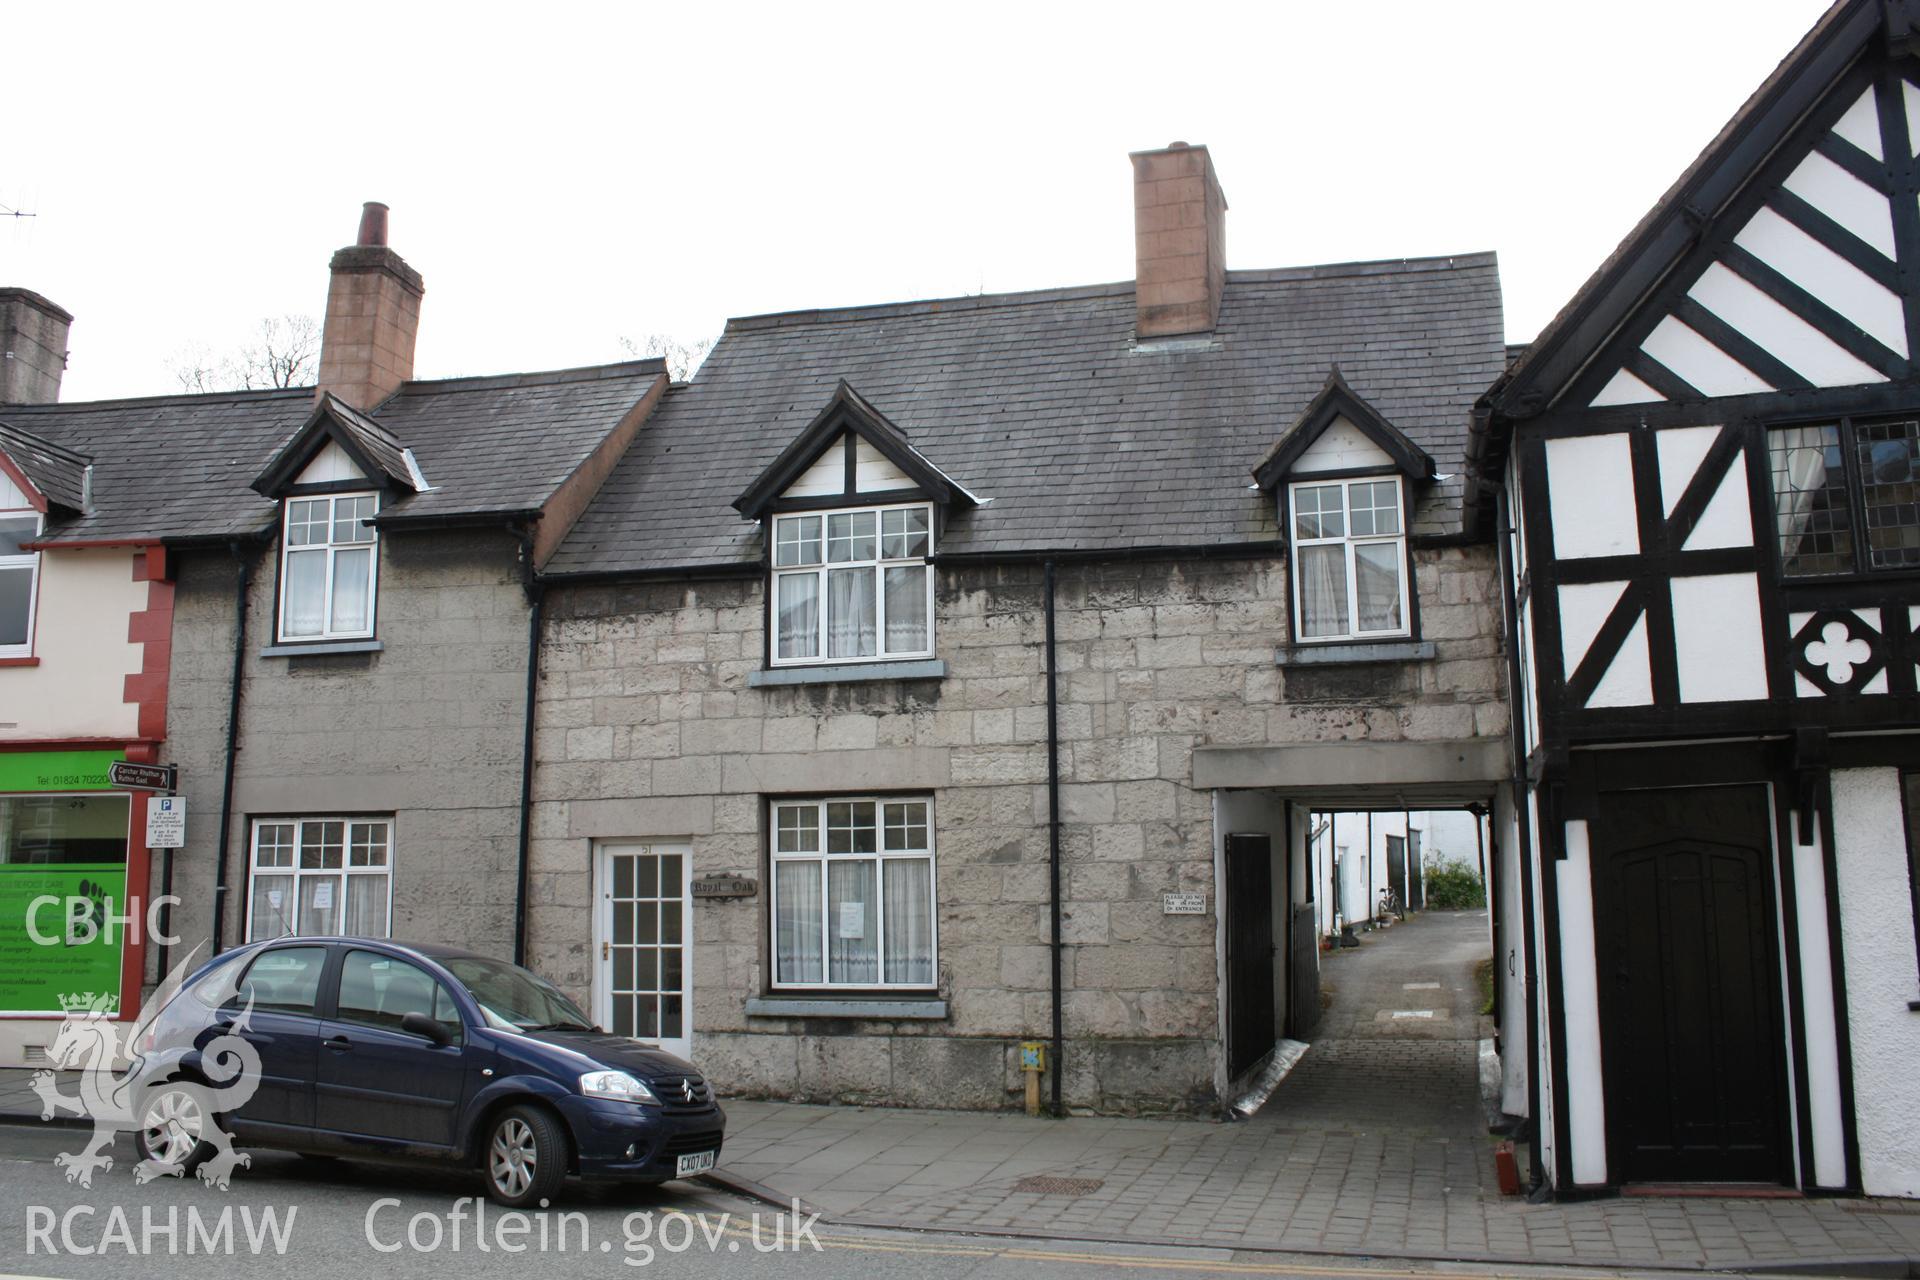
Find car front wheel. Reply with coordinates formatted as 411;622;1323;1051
136;1083;213;1172
484;1105;567;1207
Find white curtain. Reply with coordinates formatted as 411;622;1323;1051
777;574;820;659
1353;543;1402;631
330;547;372;632
345;873;389;937
1298;544;1348;638
828;860;879;982
284;549;326;636
884;565;928;653
251;873;294;939
827;568;876;659
883;859;933;985
775;862;823;983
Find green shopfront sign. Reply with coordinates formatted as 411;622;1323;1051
1;750;131;1013
0;864;127;1014
0;750;123;793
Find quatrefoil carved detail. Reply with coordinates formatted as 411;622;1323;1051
1803;620;1872;685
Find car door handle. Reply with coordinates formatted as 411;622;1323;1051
324;1035;353;1052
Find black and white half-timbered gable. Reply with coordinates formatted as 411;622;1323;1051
1473;0;1920;1200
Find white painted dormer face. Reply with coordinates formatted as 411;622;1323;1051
295;439;369;487
1292;415;1394;474
780;433;913;501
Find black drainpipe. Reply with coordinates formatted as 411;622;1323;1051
1044;559;1064;1117
1496;492;1546;1193
512;520;544;968
209;543;251;955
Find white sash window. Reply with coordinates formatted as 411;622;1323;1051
247;818;392;940
0;472;40;658
771;796;936;989
771;503;933;665
278;492;378;642
1289;477;1411;642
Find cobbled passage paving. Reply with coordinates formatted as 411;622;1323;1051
714;911;1920;1272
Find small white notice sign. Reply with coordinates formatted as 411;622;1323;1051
1162;892;1206;915
146;795;185;849
837;901;865;939
312;881;334;910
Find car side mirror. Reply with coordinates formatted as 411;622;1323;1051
400;1011;454;1046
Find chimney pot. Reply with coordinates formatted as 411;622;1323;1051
317;204;423;409
356;202;390;248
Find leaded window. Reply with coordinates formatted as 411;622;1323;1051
1770;417;1920;576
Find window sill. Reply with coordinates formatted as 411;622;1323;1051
1277;640;1434;667
745;996;948;1020
0;656;39;667
259;639;385;658
748;658;946;688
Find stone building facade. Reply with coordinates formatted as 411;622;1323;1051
527;546;1505;1110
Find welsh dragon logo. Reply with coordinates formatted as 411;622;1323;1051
32;946;262;1190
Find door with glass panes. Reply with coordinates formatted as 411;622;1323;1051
594;843;691;1060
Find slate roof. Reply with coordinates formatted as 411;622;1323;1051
0;360;665;545
0;421;92;512
548;254;1506;576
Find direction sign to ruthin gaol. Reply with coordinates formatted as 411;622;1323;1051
107;761;177;792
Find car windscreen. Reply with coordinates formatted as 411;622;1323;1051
441;956;594;1032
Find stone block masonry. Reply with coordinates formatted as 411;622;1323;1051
156;528;535;970
529;545;1506;1114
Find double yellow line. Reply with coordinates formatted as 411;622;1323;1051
719;1220;1616;1280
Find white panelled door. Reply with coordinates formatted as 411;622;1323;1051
594;843;692;1061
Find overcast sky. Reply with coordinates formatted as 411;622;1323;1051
4;1;1831;403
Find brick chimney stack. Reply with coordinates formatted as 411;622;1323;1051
316;202;423;409
0;288;73;404
1130;142;1227;340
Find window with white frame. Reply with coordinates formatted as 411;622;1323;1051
1288;477;1410;641
771;797;935;989
0;474;40;657
771;503;933;664
247;818;392;940
278;492;378;642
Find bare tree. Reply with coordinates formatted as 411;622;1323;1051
169;315;322;393
618;332;716;383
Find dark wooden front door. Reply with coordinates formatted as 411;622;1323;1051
1592;784;1789;1184
1224;833;1276;1079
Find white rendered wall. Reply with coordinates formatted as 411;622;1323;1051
0;548;146;742
1830;768;1920;1197
1558;820;1608;1186
1544;434;1637;559
1495;787;1530;1119
1293;415;1392;473
1790;812;1848;1189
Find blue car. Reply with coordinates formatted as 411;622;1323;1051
134;937;724;1206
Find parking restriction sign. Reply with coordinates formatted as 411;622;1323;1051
147;795;186;849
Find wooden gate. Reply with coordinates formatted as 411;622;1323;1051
1223;833;1276;1079
1288;902;1320;1039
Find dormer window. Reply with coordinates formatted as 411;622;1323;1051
1289;477;1409;640
734;382;980;675
1252;367;1434;648
0;478;39;658
279;492;378;641
773;502;933;664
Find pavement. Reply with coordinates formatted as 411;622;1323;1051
709;912;1920;1276
4;912;1919;1276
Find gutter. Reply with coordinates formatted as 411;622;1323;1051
1044;559;1064;1117
209;542;252;954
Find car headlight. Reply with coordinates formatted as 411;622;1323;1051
579;1070;659;1105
